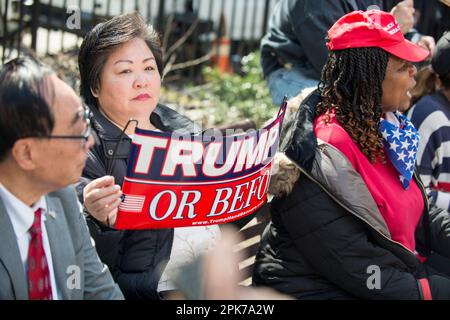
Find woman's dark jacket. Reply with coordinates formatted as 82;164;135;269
76;104;200;299
252;90;450;299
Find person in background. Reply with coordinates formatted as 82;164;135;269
77;12;221;300
253;10;450;299
413;0;450;42
407;31;450;211
261;0;435;107
0;56;123;300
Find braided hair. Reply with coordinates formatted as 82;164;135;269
317;46;389;163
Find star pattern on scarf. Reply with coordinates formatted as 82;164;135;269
379;112;420;189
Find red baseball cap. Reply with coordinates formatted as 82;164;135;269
327;10;429;62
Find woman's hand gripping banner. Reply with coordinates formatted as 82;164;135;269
115;100;287;229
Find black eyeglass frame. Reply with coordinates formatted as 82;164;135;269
22;107;93;145
37;124;92;143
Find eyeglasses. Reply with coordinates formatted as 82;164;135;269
24;106;93;147
39;123;92;147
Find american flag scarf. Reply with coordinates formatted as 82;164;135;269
379;112;420;190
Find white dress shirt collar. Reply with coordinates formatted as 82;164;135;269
0;183;48;238
0;182;60;299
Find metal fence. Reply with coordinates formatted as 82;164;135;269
0;0;279;82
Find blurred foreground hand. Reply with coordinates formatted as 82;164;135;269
169;226;293;300
391;0;415;34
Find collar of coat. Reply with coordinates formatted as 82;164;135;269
90;103;201;140
87;103;201;160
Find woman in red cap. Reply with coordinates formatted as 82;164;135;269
253;10;450;299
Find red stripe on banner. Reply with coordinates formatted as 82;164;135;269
115;165;272;229
123;195;145;200
122;201;145;205
418;278;432;300
120;207;144;211
120;202;144;206
122;164;271;185
120;204;144;208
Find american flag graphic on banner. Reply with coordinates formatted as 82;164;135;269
379;112;419;190
119;194;146;212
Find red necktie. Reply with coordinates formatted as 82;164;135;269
27;208;52;300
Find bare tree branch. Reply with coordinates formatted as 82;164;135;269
162;51;178;78
165;18;200;59
164;50;214;77
162;13;175;53
161;14;215;81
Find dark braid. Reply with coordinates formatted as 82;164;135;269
317;47;389;163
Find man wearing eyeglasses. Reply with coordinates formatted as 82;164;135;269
0;57;124;299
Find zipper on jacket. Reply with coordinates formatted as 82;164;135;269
414;171;430;211
413;171;432;255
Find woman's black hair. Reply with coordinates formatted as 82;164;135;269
317;46;390;163
78;12;163;108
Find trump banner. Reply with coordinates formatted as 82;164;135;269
115;101;287;229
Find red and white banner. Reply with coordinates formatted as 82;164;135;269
115;102;286;229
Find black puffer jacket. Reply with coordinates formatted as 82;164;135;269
252;91;450;299
76;104;200;299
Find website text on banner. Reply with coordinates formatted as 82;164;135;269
115;101;287;229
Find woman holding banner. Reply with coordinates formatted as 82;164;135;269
76;12;220;299
253;10;450;299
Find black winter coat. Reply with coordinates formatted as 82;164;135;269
76;104;200;299
252;91;450;299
